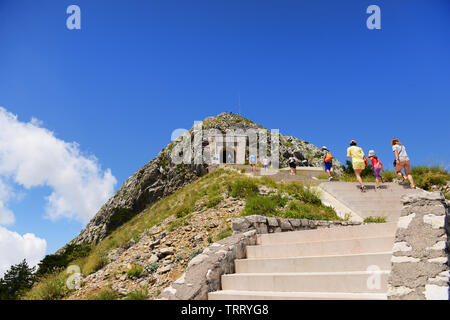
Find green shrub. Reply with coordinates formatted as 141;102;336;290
283;201;338;221
206;196;223;208
215;228;233;241
189;249;203;260
412;168;448;191
227;178;259;198
88;288;117;300
175;203;194;218
269;193;289;207
125;287;148;300
147;263;160;273
382;170;396;182
242;195;279;216
168;217;189;232
295;187;322;205
83;255;107;275
127;265;144;278
36;244;91;278
364;216;387;223
26;273;69;300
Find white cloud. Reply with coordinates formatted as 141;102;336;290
0;226;47;277
0;107;117;224
0;179;14;225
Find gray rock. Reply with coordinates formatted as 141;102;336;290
159;247;175;257
148;254;159;264
267;217;279;227
278;218;293;231
232;218;251;232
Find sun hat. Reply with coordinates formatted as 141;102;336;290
368;150;376;157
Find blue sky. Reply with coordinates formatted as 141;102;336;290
0;0;449;270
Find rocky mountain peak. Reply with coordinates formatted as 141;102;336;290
67;112;341;247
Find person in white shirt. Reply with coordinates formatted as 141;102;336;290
391;138;415;189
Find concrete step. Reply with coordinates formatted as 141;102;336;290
257;223;397;245
235;252;392;273
208;290;387;300
247;236;394;258
221;271;390;293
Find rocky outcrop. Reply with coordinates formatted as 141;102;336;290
70;149;207;245
68;112;342;247
387;191;449;300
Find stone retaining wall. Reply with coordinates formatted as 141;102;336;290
158;230;257;300
387;191;449;300
232;214;361;234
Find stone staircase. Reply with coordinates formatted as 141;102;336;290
209;223;395;300
208;182;422;300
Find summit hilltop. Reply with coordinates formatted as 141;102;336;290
69;112;342;247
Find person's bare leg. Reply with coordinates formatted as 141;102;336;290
354;169;364;187
407;175;415;188
376;177;380;188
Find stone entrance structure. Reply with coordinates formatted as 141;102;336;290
208;133;247;165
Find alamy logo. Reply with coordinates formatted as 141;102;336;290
366;5;381;30
66;265;82;290
66;5;81;30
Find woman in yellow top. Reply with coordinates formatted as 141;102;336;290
347;140;367;192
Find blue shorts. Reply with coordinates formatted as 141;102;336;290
324;161;332;171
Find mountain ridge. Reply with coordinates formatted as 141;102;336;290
67;112;342;248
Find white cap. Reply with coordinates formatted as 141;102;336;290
321;146;328;150
368;150;376;157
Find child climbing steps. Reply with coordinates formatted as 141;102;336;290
367;150;385;190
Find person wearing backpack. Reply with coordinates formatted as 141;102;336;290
367;150;385;190
391;138;416;189
321;146;333;181
288;153;297;175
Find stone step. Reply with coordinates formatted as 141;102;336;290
221;271;390;293
208;290;387;300
235;252;392;273
247;236;394;258
257;223;397;245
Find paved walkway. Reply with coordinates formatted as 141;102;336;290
319;181;419;222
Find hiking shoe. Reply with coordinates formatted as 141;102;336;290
328;176;333;181
360;186;367;193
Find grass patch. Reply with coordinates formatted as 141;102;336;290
411;166;449;191
88;288;118;300
364;216;387;223
226;178;259;198
127;265;144;278
214;228;233;241
23;272;69;300
167;217;190;232
316;173;330;180
125;287;148;300
282;201;340;221
242;195;279;216
206;196;223;208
